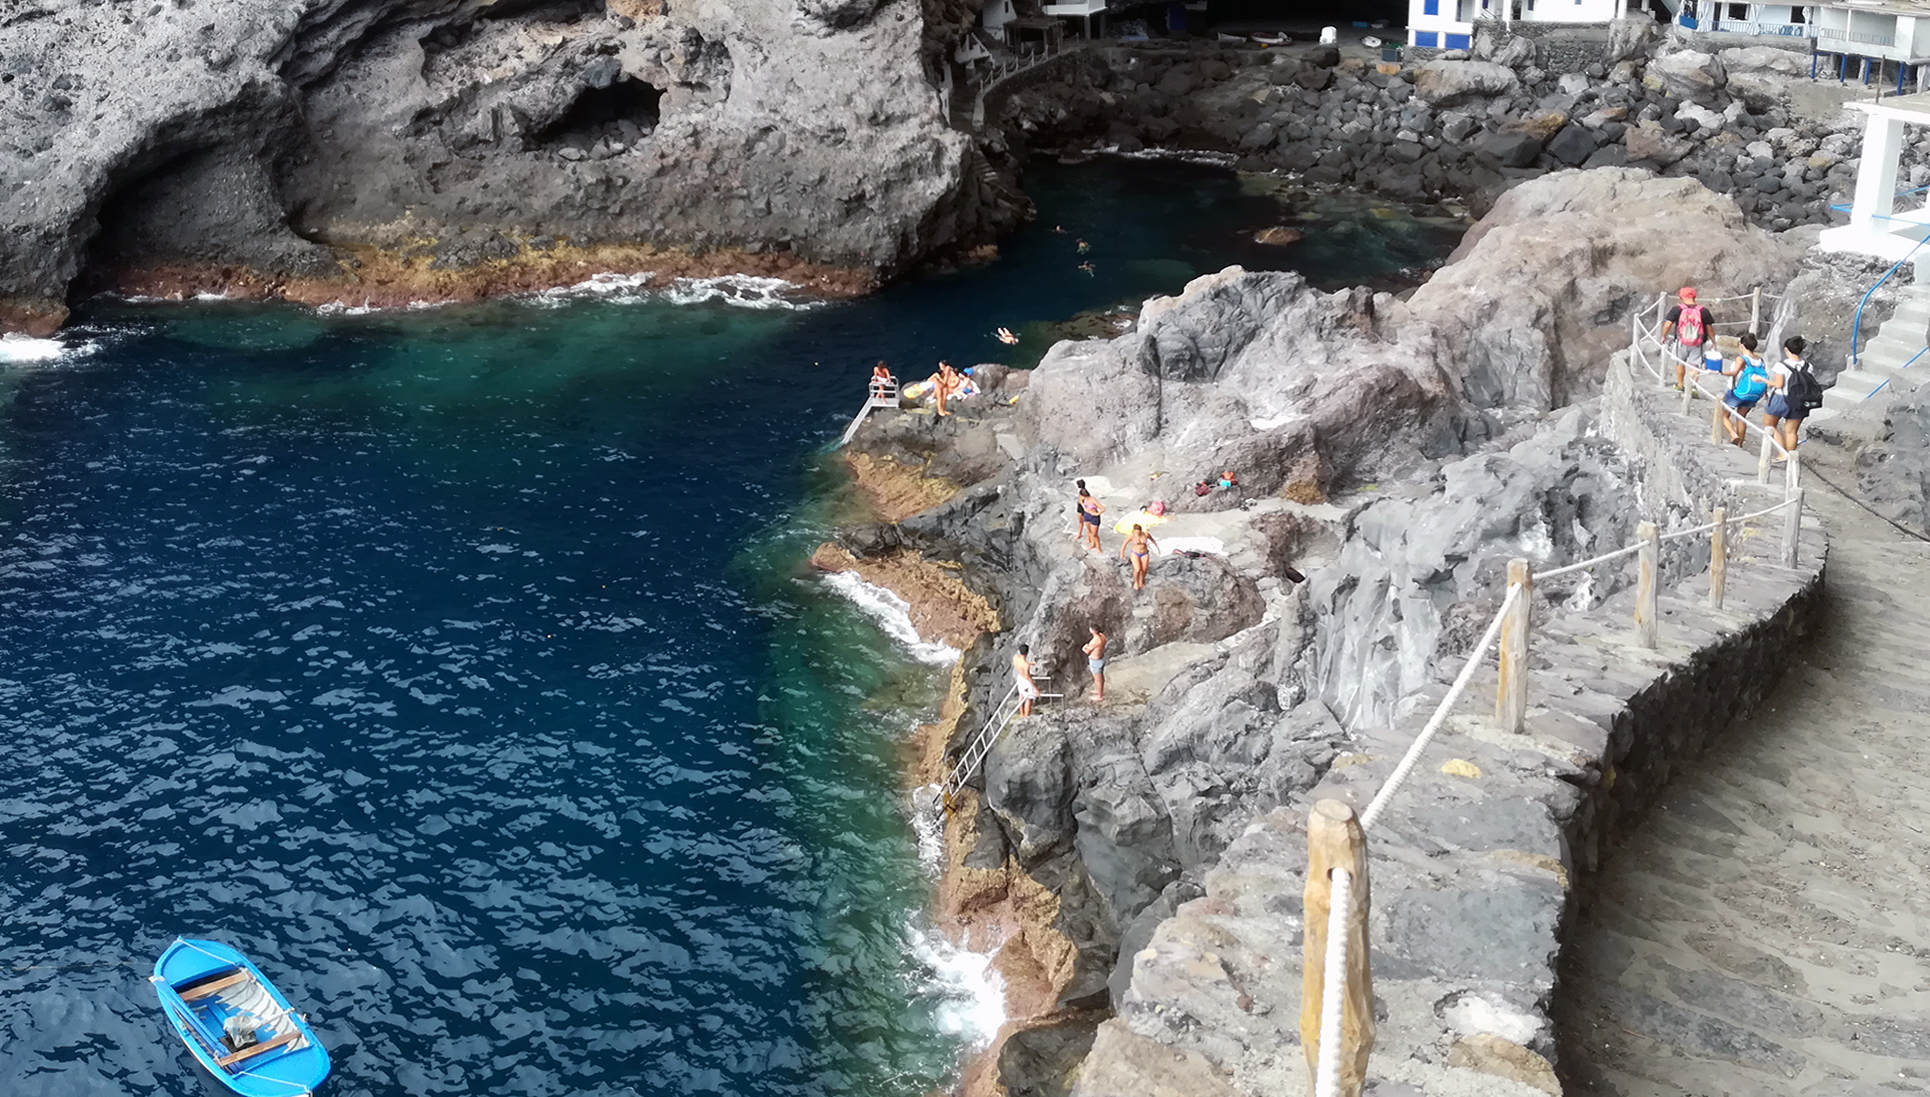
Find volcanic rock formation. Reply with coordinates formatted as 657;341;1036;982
0;0;1013;333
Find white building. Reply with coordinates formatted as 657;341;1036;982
1809;0;1930;87
1407;0;1632;52
1693;1;1811;36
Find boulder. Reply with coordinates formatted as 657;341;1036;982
1727;69;1789;112
1479;132;1545;169
1492;35;1537;70
1414;60;1521;108
1648;49;1726;105
1405;167;1806;409
1021;267;1474;488
1544;124;1601;167
1720;45;1809;77
1502;110;1570;142
1625;122;1694;166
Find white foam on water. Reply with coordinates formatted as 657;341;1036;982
315;302;381;316
821;571;960;666
1084;144;1238;168
0;333;95;364
910;784;946;874
907;917;1006;1049
658;274;813;310
530;271;815;310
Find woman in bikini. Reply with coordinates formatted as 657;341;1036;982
926;361;961;417
1119;524;1159;590
1076;482;1105;552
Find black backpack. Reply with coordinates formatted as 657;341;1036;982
1785;361;1823;412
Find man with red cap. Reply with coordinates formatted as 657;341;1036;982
1658;286;1715;392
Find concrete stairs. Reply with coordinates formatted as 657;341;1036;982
1823;276;1930;413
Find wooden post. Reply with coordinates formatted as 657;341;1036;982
1782;489;1804;567
1757;431;1774;484
1681;372;1695;414
1302;800;1372;1097
1709;506;1728;610
1495;558;1531;734
1751;286;1762;335
1635;521;1660;648
1787;449;1802;491
1711;401;1727;443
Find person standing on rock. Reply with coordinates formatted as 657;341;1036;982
1119;524;1159;591
1013;644;1040;717
1076;482;1106;553
1659;286;1715;391
1083;626;1108;703
1762;335;1817;459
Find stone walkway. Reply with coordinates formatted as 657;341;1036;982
1556;434;1930;1095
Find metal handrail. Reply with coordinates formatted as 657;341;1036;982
1849;232;1930;368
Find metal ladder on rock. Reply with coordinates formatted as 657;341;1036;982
837;379;900;448
941;676;1056;808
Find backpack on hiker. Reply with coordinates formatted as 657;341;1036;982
1732;361;1770;402
1676;304;1708;346
1784;359;1823;413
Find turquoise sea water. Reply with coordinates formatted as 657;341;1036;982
0;159;1461;1097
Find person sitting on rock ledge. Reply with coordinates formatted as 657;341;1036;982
1120;524;1160;591
1660;286;1715;392
869;360;894;398
925;361;961;417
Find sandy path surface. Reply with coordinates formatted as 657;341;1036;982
1556;438;1930;1095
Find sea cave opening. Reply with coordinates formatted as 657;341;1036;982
536;76;664;157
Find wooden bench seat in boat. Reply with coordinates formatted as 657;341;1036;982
177;971;249;1001
215;1029;303;1068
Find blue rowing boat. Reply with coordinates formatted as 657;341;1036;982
150;938;332;1097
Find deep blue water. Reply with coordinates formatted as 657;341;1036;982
0;159;1461;1097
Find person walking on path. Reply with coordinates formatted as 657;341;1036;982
1119;524;1159;591
1659;287;1716;391
1083;626;1108;703
1762;335;1817;459
1721;334;1772;447
1012;644;1040;718
1075;481;1106;553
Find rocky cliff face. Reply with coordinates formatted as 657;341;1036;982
0;0;1013;333
829;166;1818;1095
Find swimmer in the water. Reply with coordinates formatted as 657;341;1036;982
1076;239;1090;253
996;327;1019;345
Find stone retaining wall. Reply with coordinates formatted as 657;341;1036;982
1071;358;1829;1096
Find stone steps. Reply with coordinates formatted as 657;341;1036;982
1825;280;1930;412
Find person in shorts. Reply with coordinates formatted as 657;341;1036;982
1659;287;1715;391
1762;335;1815;459
1722;333;1771;446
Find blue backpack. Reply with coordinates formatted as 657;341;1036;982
1732;362;1769;401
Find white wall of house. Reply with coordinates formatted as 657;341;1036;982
1707;2;1811;36
981;0;1016;31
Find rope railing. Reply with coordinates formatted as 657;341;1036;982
1301;288;1813;1097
